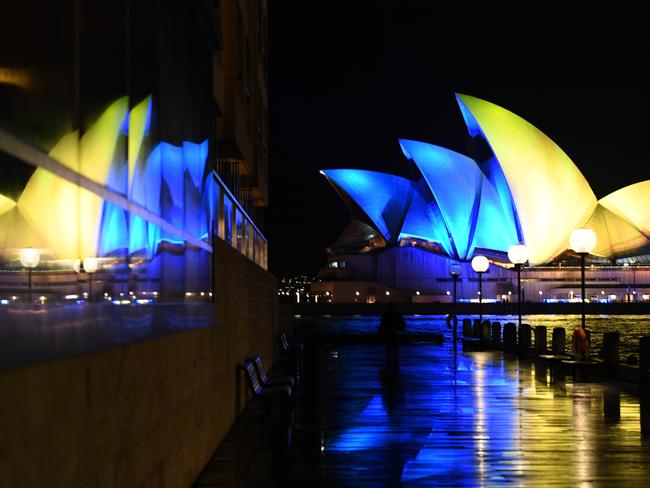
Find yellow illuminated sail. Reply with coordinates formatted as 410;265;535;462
456;94;597;265
17;98;128;259
128;95;152;187
0;194;16;215
600;181;650;236
0;206;45;250
584;204;648;258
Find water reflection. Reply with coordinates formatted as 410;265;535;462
320;341;650;485
0;302;212;371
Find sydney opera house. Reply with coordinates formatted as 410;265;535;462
314;94;650;304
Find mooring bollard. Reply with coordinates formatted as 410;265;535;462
491;321;501;345
639;336;650;385
552;327;566;355
518;324;532;355
462;318;472;337
534;326;547;355
604;390;621;421
473;318;482;338
641;394;650;439
503;322;517;353
481;320;491;342
602;331;620;374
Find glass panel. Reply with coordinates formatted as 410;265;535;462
0;2;217;303
236;209;243;252
216;183;224;240
246;221;253;258
223;194;233;246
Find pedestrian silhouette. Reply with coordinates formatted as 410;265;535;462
379;303;405;364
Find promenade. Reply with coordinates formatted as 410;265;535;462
195;340;650;486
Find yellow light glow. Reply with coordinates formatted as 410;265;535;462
584;204;647;258
15;98;128;259
0;194;16;215
0;67;32;89
457;94;597;265
0;205;45;249
79;97;128;184
600;180;650;236
128;95;152;187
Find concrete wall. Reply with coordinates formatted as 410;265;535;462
0;239;278;487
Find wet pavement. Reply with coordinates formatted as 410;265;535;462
195;340;650;487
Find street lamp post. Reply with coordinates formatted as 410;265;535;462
448;262;463;346
508;244;529;328
569;229;597;329
20;247;40;303
83;257;98;302
471;255;490;323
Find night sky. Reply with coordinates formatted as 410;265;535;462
267;3;650;277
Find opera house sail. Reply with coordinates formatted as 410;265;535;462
318;94;650;302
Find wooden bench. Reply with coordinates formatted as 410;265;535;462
240;361;292;426
247;355;295;390
279;332;304;375
279;332;304;354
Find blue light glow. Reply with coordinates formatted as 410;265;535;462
329;395;411;452
399;139;482;259
401;356;518;483
400;184;453;256
183;140;208;190
470;175;519;255
94;137;210;258
98;202;128;256
322;169;414;242
455;96;523;244
455;93;483;138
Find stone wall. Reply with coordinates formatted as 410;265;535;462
0;239;278;487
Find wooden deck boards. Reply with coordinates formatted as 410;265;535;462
194;341;650;486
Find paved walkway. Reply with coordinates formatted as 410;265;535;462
194;341;650;486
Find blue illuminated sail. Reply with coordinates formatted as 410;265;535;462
469;175;519;255
455;93;522;245
321;169;413;242
400;180;453;255
399;139;481;259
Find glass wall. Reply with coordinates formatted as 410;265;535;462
0;1;266;304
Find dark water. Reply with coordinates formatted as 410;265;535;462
295;314;650;359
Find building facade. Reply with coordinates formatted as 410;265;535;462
0;1;275;486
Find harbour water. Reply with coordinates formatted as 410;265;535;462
295;314;650;359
